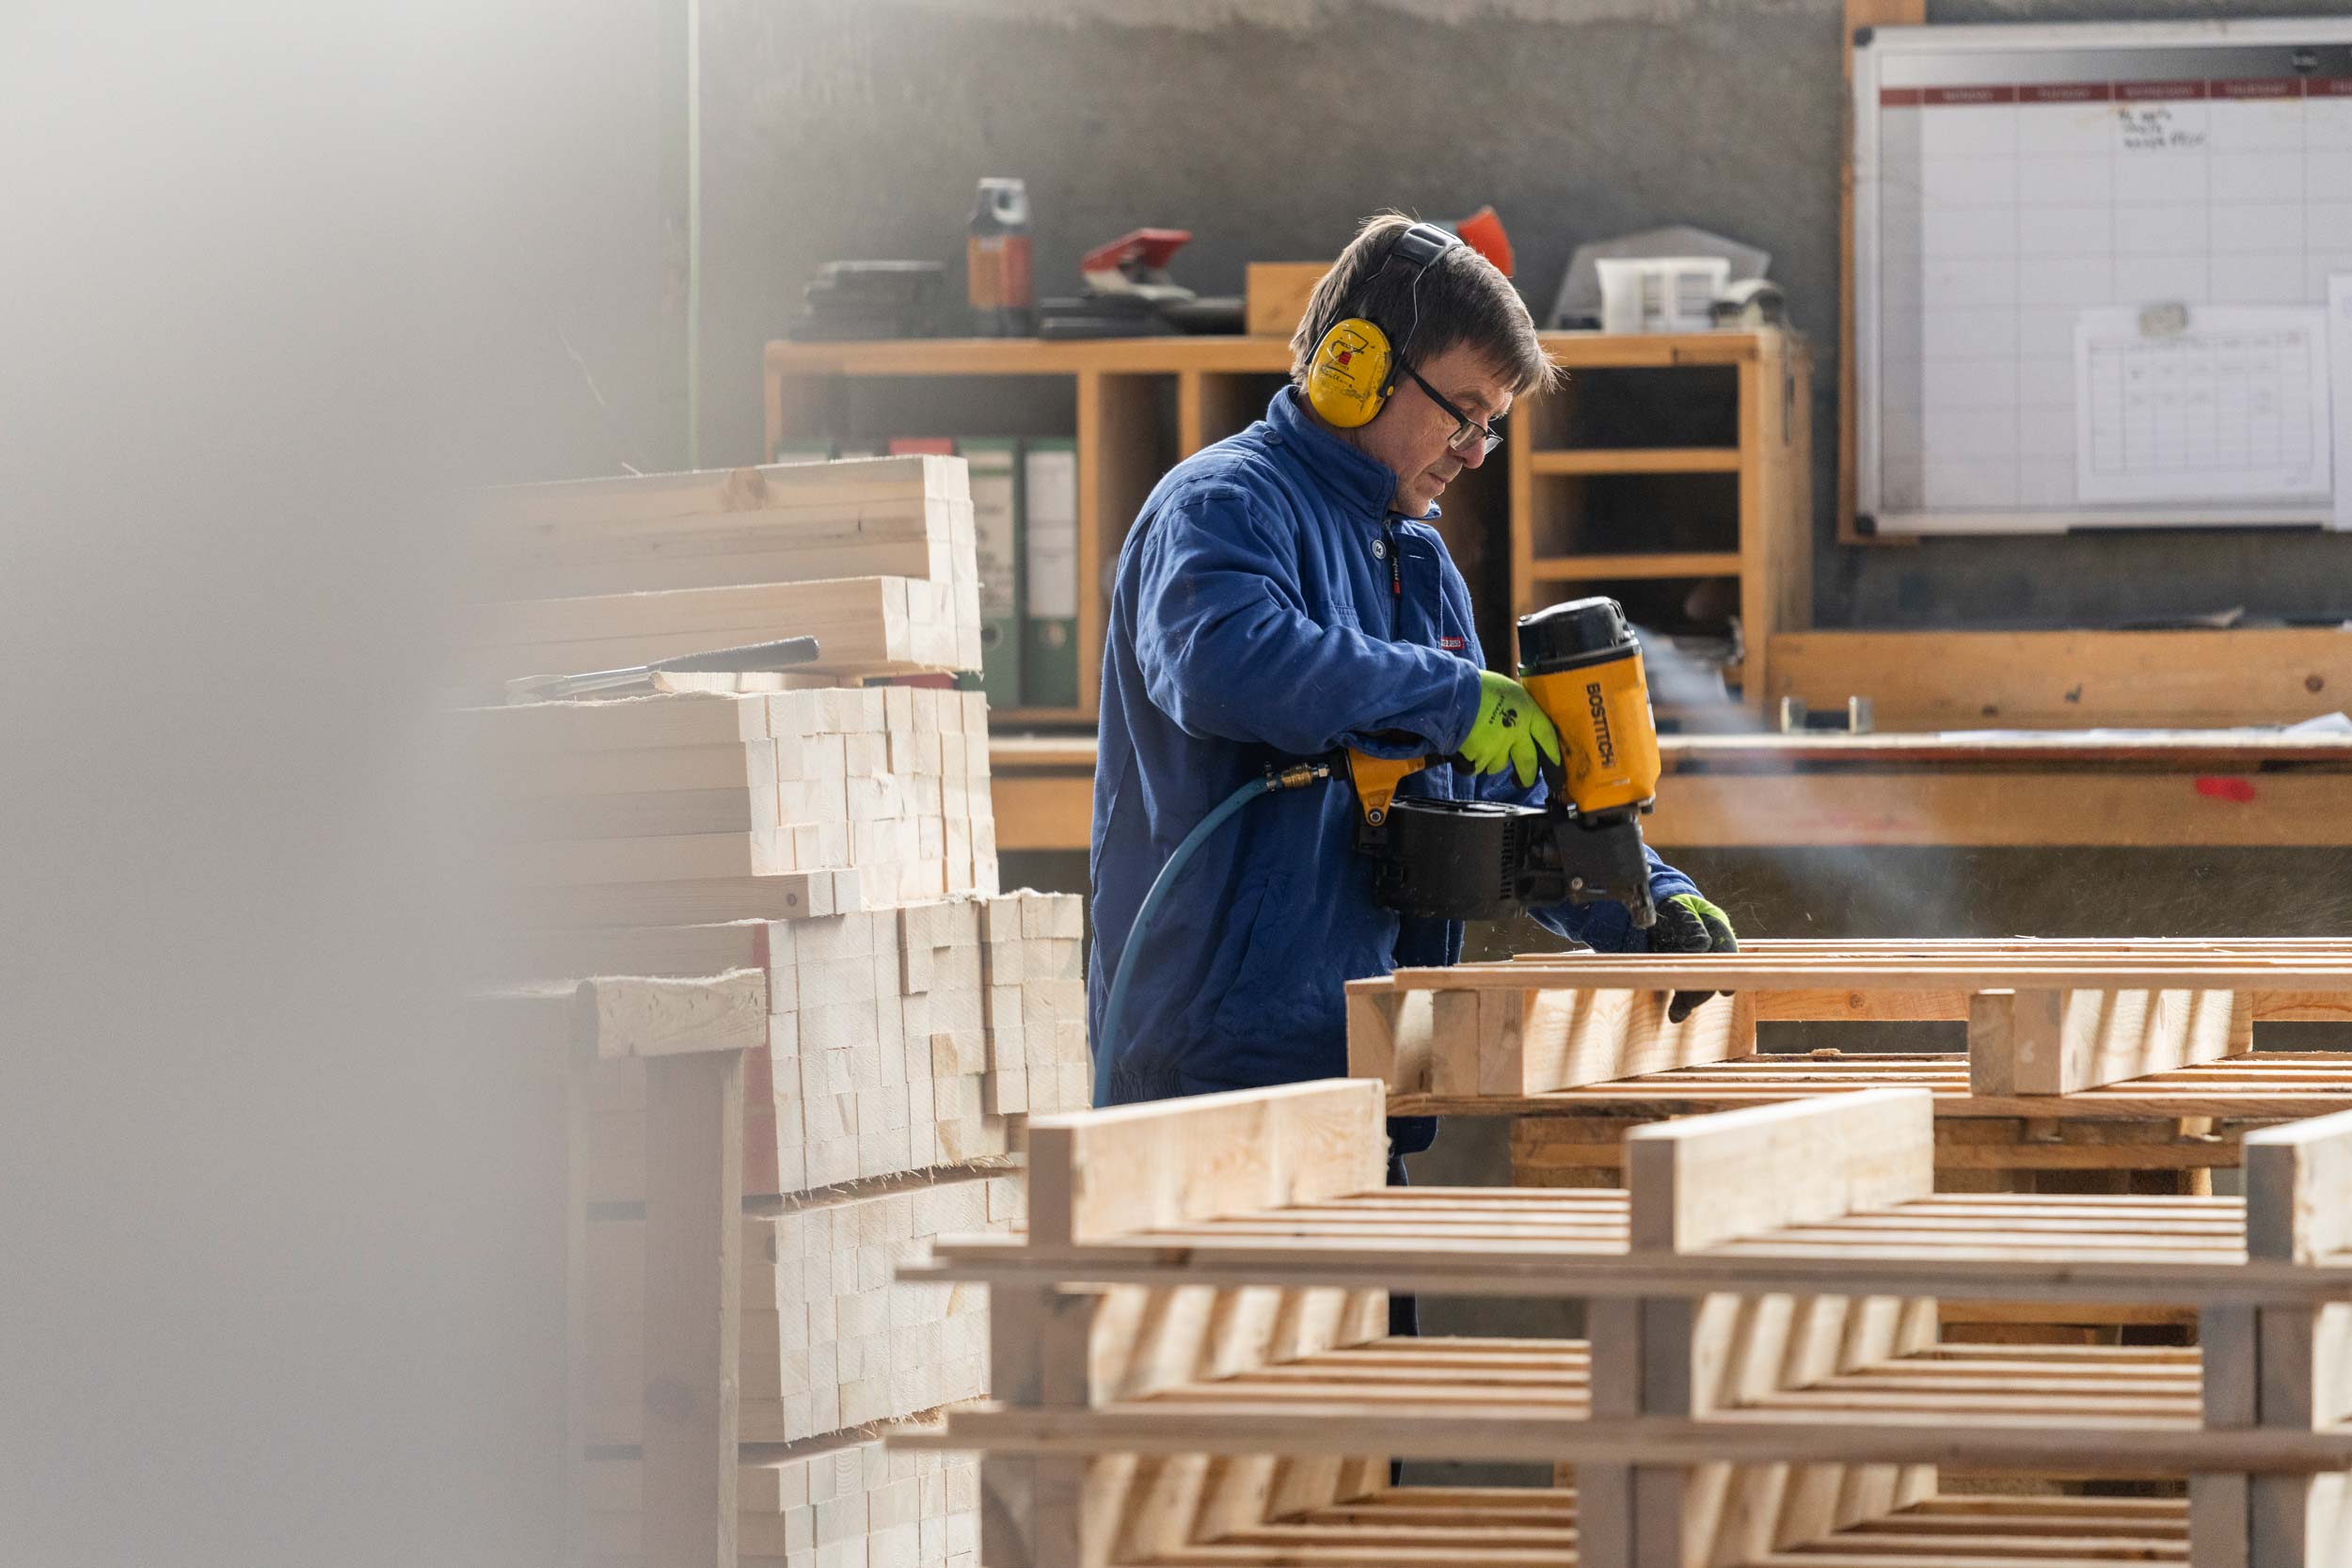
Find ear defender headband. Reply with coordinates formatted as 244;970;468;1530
1305;221;1462;429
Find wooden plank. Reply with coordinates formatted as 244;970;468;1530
915;1231;2352;1311
464;577;960;693
1527;550;1744;579
1528;448;1742;475
987;732;2352;774
1766;628;2352;731
639;1047;742;1568
578;970;767;1060
761;331;1764;381
480;454;964;525
919;1400;2352;1472
1652;768;2352;848
1393;959;2352;991
1968;988;2252;1097
501;868;851;928
1626;1088;1934;1254
1747;332;1813;709
1025;1080;1386;1247
988;739;2352;853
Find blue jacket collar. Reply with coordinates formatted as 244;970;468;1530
1265;387;1410;523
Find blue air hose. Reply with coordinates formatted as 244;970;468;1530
1094;761;1331;1107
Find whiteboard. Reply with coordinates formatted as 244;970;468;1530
1853;19;2352;534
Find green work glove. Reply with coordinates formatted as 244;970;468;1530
1649;891;1738;1024
1459;670;1563;787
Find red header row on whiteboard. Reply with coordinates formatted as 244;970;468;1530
1883;79;2352;105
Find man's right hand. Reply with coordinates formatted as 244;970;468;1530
1459;670;1562;787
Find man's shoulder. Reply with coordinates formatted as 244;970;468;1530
1149;425;1302;518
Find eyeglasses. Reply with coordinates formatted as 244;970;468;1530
1400;361;1504;457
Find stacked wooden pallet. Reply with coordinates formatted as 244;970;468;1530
471;685;997;927
470;455;1083;1568
461;456;982;697
907;1077;2352;1566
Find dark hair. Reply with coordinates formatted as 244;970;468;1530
1288;212;1557;399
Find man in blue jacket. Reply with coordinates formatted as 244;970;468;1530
1088;214;1737;1142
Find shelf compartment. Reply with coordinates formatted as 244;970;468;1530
1528;447;1741;476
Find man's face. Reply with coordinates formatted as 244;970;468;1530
1358;341;1510;517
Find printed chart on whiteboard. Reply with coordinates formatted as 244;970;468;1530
2074;307;2329;503
1854;22;2352;533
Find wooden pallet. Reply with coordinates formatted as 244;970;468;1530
908;1081;2352;1566
1351;941;2352;1110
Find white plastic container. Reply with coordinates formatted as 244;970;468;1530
1596;256;1731;333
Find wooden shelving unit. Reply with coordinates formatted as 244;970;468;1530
765;329;1811;724
1507;328;1811;714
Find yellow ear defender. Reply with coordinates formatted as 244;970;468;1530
1305;221;1461;429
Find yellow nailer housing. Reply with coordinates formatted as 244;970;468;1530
1517;596;1661;819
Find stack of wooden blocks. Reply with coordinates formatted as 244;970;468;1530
477;685;997;928
586;1440;984;1568
469;457;1083;1568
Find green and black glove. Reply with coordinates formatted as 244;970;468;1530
1459;670;1563;787
1649;890;1738;1023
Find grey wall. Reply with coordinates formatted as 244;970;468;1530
697;0;2352;628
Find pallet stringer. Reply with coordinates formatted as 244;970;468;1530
1584;1087;1939;1568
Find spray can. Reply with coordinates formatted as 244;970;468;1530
967;178;1034;337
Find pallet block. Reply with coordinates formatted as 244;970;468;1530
583;1167;1022;1449
1584;1088;1939;1568
471;689;999;927
2198;1106;2352;1568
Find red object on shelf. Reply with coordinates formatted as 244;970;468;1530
1454;206;1514;277
1079;229;1195;279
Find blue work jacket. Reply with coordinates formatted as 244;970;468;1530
1087;388;1698;1122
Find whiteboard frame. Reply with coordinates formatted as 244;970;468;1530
1853;18;2349;536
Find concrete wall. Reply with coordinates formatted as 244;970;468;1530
698;0;2352;628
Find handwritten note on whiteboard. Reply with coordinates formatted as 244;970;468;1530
2074;305;2331;505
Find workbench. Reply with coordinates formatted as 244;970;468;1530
988;731;2352;851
